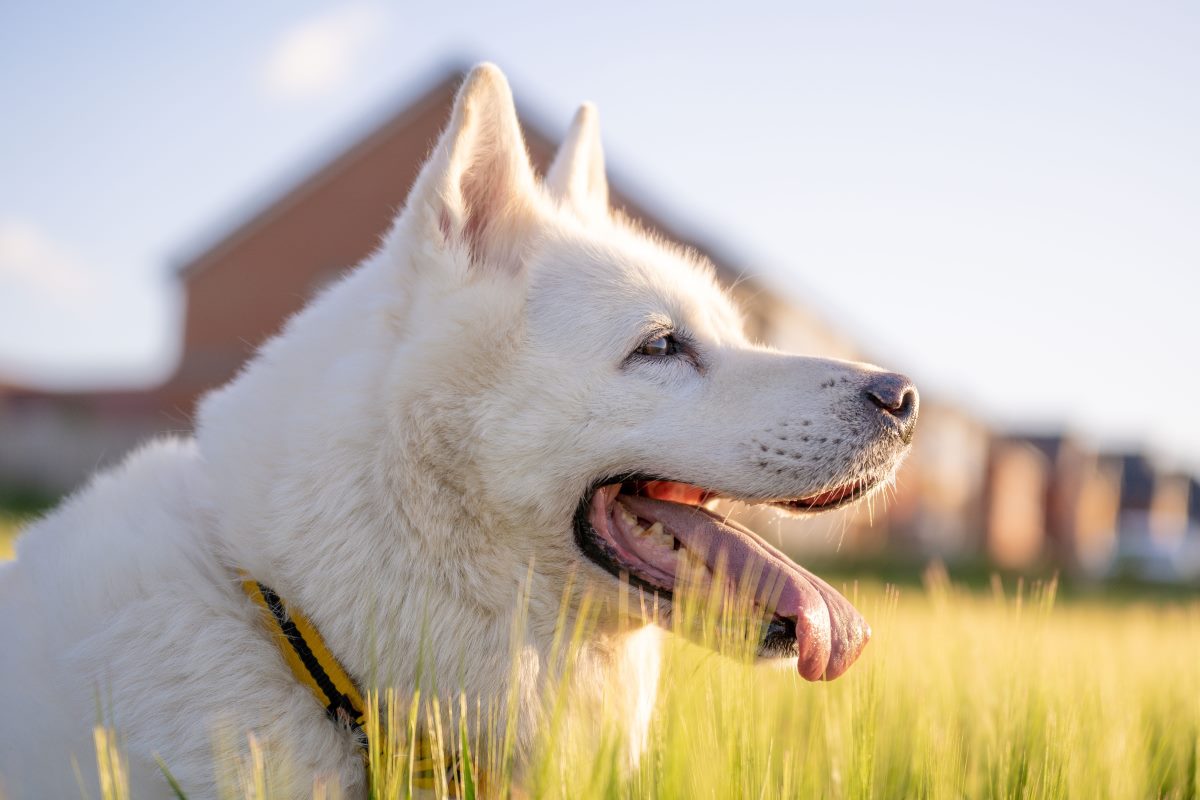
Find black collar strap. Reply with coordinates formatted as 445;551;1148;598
240;576;370;746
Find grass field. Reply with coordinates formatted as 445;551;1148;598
513;574;1200;800
4;521;1198;799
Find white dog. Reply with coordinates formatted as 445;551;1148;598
0;64;917;798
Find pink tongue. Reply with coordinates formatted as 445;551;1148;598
618;495;870;681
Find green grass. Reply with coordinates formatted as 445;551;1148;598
0;516;19;561
76;568;1200;799
0;484;54;561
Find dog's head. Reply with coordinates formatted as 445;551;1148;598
200;65;915;683
374;65;916;681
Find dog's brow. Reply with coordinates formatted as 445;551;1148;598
637;316;674;338
626;315;675;349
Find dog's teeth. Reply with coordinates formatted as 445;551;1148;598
617;504;638;528
632;524;647;537
647;522;675;548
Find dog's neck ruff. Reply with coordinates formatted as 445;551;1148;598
239;575;478;793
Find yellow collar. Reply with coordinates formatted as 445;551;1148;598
239;576;370;746
239;574;480;794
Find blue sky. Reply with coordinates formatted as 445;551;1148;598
1;1;1198;470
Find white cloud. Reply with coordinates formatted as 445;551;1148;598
0;219;93;297
261;4;386;100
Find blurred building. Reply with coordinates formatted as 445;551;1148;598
982;435;1122;574
885;401;990;558
1105;454;1200;581
985;437;1052;570
1191;477;1200;530
0;385;169;497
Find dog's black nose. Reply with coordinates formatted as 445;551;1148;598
864;372;919;436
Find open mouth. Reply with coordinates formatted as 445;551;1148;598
574;478;873;681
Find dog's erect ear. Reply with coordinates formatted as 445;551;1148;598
546;103;609;221
406;63;539;273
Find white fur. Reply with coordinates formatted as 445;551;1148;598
0;64;908;798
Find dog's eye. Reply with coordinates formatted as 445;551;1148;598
637;334;679;357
